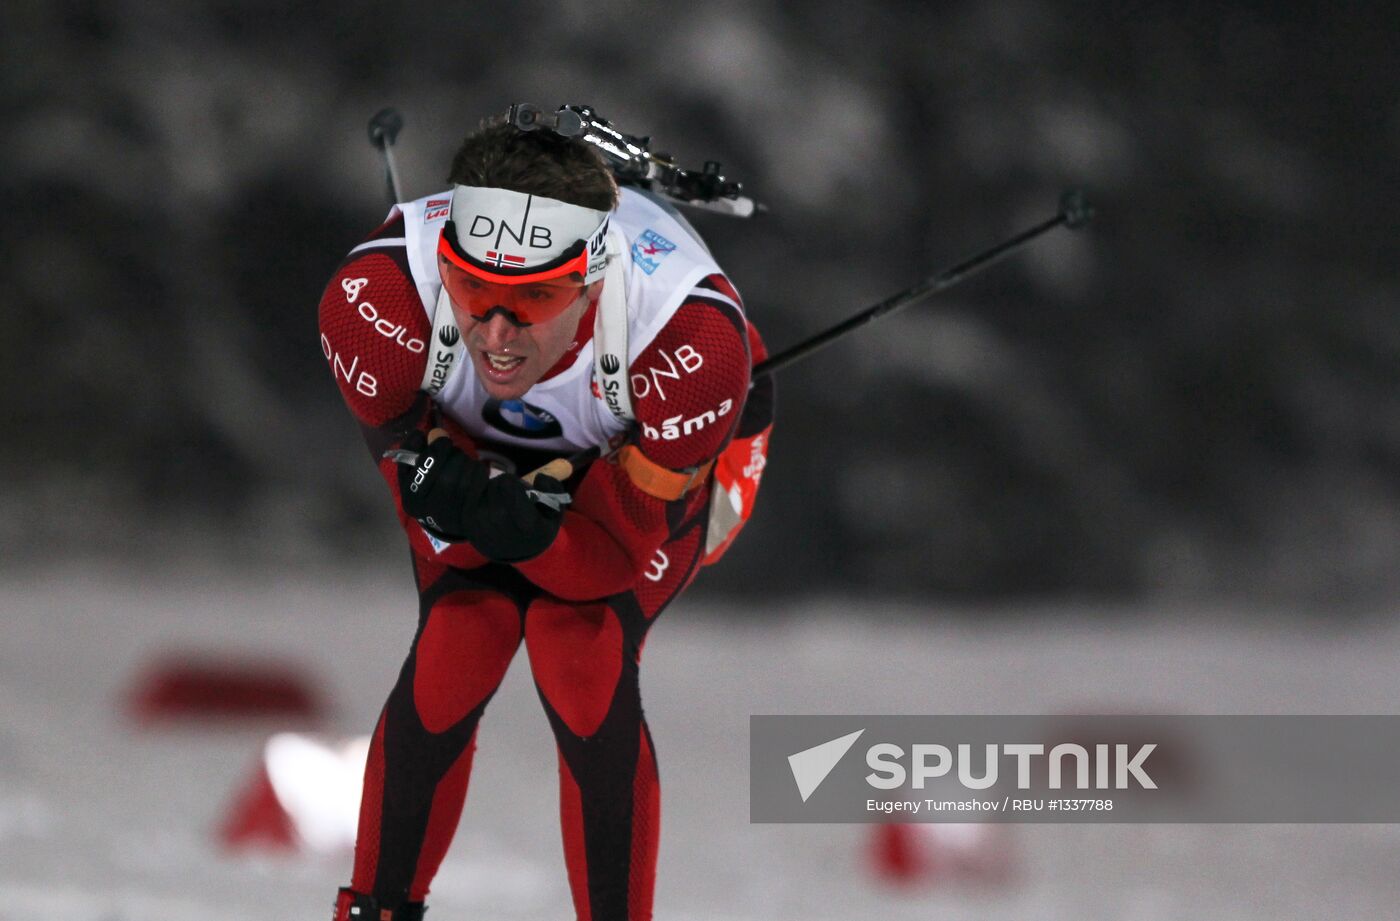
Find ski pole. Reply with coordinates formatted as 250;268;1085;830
753;188;1094;378
368;107;405;205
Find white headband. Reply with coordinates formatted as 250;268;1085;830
448;185;612;282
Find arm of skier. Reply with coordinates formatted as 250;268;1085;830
316;224;491;570
512;288;754;599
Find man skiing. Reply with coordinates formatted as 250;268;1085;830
317;113;774;920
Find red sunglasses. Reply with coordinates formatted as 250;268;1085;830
436;223;593;325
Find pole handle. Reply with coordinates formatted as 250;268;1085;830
367;108;404;148
427;428;576;484
367;108;405;204
523;458;576;484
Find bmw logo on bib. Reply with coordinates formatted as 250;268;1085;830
483;398;565;440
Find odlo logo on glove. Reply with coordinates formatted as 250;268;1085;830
410;456;435;493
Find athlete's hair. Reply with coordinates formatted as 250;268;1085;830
447;116;619;211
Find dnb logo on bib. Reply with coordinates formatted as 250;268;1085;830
483;398;564;440
631;229;676;275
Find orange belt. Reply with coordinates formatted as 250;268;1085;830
616;445;714;501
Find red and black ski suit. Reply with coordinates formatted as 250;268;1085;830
317;211;773;920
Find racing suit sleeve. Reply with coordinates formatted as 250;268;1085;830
316;222;493;571
513;277;766;600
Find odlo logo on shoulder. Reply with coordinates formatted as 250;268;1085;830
357;300;425;354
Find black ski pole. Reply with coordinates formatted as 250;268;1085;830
753;188;1094;379
368;108;405;205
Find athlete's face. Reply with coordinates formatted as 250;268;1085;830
453;281;601;401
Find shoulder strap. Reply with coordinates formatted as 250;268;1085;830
420;287;463;395
593;227;634;423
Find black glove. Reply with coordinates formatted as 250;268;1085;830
396;431;488;540
395;431;563;562
464;471;566;562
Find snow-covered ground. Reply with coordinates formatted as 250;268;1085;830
3;566;1400;920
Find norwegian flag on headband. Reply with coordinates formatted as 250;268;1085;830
485;250;528;268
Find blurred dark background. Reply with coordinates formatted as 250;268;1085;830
5;1;1398;602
